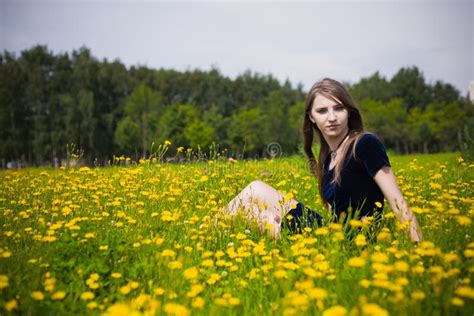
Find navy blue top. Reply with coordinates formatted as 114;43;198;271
322;133;391;220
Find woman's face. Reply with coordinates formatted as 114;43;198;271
309;94;349;139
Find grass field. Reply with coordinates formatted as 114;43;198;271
0;152;473;315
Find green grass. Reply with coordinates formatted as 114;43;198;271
0;152;473;315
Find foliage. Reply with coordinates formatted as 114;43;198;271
0;46;471;166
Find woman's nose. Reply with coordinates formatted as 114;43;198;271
328;110;337;121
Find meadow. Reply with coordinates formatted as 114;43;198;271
0;149;473;315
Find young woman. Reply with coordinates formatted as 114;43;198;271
221;78;423;243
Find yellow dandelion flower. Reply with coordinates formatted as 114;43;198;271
455;286;474;299
359;279;370;288
307;287;328;300
111;273;122;279
201;259;214;267
161;249;177;258
456;216;471;226
0;275;9;289
361;303;388;316
273;270;288;279
192;296;205;309
31;291;45;301
80;291;95;300
183;267;199;280
355;234;367;247
315;227;329;236
119;285;131;295
411;290;425;300
163;303;189;316
52;291;66;300
451;297;464;306
5;299;17;311
322;305;347;316
154;288;166;296
168;261;183;270
348;257;366;268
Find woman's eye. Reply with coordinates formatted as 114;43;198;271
335;105;345;111
316;109;327;114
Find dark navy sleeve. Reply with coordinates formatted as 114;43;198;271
356;133;391;177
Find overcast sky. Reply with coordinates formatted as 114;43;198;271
1;0;472;95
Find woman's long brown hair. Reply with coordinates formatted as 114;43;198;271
302;78;365;205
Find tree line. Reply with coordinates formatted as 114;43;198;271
0;45;472;166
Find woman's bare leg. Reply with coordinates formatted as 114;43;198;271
221;180;299;238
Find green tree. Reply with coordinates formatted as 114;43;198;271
228;107;265;156
349;72;393;103
115;84;163;156
156;103;199;148
184;119;216;149
390;66;432;110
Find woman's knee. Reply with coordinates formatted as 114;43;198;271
245;179;268;193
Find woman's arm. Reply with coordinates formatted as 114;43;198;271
373;166;423;243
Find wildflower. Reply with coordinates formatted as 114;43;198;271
361;303;388;316
0;275;9;289
52;291;66;300
5;299;17;311
154;288;166;296
119;285;131;295
183;267;199;280
455;286;474;299
31;291;45;301
168;261;183;270
192;297;205;309
163;303;189;316
187;284;204;298
456;216;471;226
394;261;409;272
161;249;177;258
87;302;98;309
322;305;347;316
207;273;221;285
355;234;367;247
349;220;363;228
315;227;329;236
348;257;366;267
164;140;172;146
201;259;214;267
273;270;288;279
80;291;95;300
99;245;108;251
307;288;328;300
451;297;464;306
411;290;425;300
359;279;370;288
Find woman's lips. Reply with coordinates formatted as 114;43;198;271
327;124;340;129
